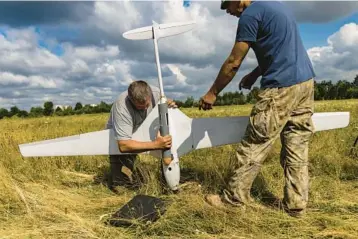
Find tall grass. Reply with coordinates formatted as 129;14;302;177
1;99;357;238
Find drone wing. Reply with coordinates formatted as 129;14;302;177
19;129;119;157
19;105;162;157
189;112;350;152
18;110;350;158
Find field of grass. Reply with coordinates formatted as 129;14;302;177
1;99;358;239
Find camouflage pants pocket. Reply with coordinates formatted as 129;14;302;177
250;96;280;141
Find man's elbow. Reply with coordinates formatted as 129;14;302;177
228;41;250;69
228;55;242;69
118;141;130;153
225;59;242;74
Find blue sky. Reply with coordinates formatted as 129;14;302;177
299;12;358;49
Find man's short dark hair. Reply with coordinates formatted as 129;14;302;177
128;80;152;104
221;0;230;10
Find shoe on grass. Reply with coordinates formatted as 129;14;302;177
204;194;226;209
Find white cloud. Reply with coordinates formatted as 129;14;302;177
0;1;357;111
327;23;358;54
94;62;116;77
0;26;136;110
0;34;33;51
285;1;358;23
60;92;79;98
308;23;358;82
70;59;90;74
166;64;187;84
86;87;113;96
155;1;216;58
0;29;66;73
0;72;60;88
92;1;143;35
5;27;38;47
63;45;120;62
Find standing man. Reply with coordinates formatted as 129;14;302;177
199;0;316;217
106;80;176;190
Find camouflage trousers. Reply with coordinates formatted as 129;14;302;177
222;79;315;213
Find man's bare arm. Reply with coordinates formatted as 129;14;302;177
118;132;172;153
208;41;251;96
118;140;160;153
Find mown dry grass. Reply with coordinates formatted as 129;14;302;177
1;99;358;238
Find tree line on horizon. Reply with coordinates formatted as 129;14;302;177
1;76;358;120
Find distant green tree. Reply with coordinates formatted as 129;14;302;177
10;106;20;117
29;107;44;117
54;107;63;116
327;85;338;100
246;87;260;104
43;101;54;116
353;75;358;87
193;100;200;107
174;99;184;108
336;80;350;99
222;92;234;105
233;92;246;105
347;87;358;99
0;108;9;119
82;104;94;114
75;102;83;111
314;82;324;100
96;101;111;113
17;110;28;118
214;95;222;106
184;96;194;107
324;81;335;100
62;106;73;116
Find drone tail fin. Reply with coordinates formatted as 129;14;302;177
122;21;196;40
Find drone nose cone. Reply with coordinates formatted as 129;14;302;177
163;157;172;166
163;155;180;191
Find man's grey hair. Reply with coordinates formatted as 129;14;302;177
128;80;152;104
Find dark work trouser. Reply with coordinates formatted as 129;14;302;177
108;154;138;189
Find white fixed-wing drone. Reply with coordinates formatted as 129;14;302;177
19;21;350;191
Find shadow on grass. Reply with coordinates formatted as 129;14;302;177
251;173;282;209
179;165;282;209
340;162;358;181
91;164;148;192
91;160;184;194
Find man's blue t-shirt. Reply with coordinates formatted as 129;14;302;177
236;1;316;88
